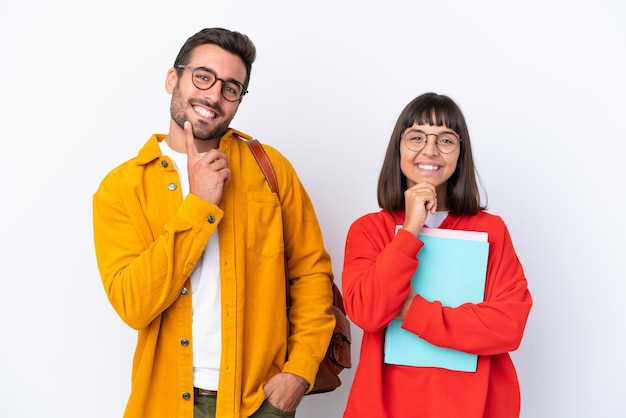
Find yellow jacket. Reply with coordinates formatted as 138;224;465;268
93;129;335;417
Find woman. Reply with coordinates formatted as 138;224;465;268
342;93;532;417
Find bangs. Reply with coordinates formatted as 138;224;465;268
404;95;463;135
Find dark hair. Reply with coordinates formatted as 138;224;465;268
173;27;257;90
377;92;486;216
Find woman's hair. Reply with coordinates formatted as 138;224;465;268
173;27;257;90
377;92;486;216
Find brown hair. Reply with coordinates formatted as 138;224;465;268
173;27;257;90
377;92;486;216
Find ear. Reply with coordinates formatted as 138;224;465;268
165;67;177;94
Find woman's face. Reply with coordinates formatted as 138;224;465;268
399;122;461;192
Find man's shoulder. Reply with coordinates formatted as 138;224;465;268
228;129;293;171
95;135;162;190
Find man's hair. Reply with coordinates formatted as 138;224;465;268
173;27;257;90
377;92;486;216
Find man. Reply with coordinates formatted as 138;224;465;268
93;27;335;418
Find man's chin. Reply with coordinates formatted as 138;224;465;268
190;120;229;141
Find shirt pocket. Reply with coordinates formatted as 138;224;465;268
246;191;284;257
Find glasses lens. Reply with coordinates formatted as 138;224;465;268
435;133;459;154
221;81;243;101
190;68;243;101
404;132;427;152
191;68;216;90
403;131;460;154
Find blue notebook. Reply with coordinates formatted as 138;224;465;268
384;227;489;372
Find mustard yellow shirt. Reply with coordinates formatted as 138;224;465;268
93;129;335;417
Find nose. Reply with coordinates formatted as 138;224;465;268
203;81;223;103
421;136;440;155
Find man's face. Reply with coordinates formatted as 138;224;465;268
168;43;247;141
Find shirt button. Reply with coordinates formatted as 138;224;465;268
207;215;216;223
181;287;188;296
161;160;168;168
182;392;191;400
181;339;189;347
168;183;177;191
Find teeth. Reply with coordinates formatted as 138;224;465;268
418;164;439;171
194;106;216;118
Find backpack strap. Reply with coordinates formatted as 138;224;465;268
245;139;279;193
244;138;291;307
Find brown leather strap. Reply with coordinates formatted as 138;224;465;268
194;387;218;396
246;139;279;193
244;138;291;307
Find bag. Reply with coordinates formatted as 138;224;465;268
306;283;352;393
245;138;352;394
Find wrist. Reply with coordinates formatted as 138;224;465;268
292;373;310;390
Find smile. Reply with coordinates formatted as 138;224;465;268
194;105;217;119
417;163;440;171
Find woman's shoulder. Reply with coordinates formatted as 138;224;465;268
475;210;505;224
348;209;403;236
449;210;508;234
351;209;398;225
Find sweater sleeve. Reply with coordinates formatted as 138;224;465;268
401;215;532;356
342;213;424;332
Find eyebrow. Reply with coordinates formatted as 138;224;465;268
192;65;245;86
405;128;457;135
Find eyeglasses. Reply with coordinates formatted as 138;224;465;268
176;65;248;102
401;129;461;154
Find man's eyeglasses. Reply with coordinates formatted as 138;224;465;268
176;65;248;102
402;129;461;154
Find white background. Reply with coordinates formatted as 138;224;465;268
1;1;624;417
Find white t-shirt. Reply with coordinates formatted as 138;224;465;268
424;211;448;228
159;140;221;390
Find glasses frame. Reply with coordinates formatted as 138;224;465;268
176;65;248;102
401;129;462;154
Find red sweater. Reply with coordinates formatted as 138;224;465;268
342;210;532;418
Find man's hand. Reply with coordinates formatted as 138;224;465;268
263;372;308;412
184;121;231;204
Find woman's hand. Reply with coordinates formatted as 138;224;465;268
403;182;437;236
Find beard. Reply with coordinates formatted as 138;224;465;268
170;87;235;141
